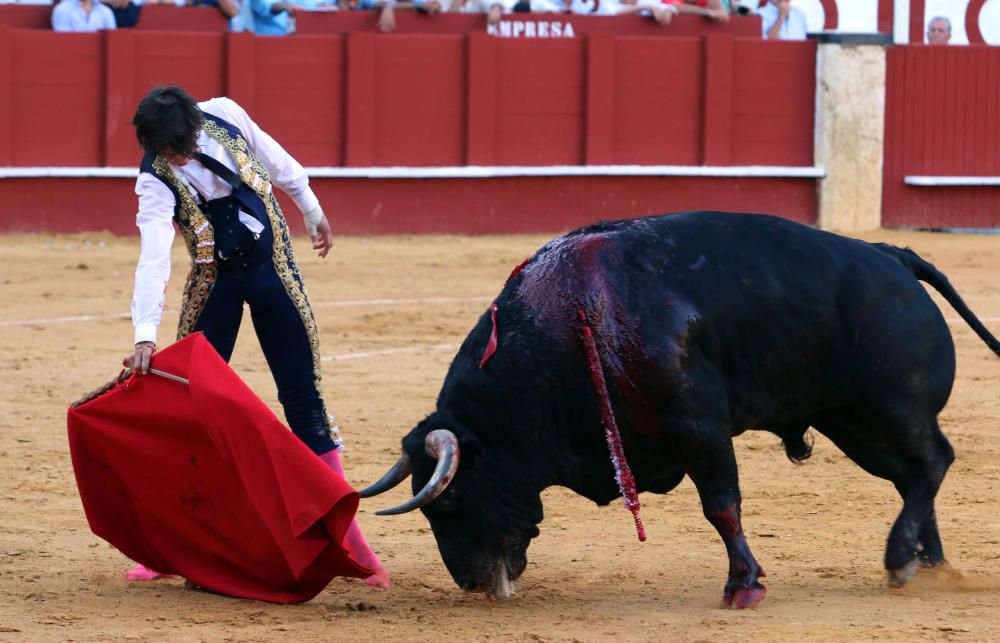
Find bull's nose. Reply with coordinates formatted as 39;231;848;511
459;579;483;593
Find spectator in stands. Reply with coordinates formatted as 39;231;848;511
679;0;729;20
52;0;117;30
191;0;243;24
100;0;141;28
450;0;514;27
759;0;806;40
351;0;442;34
565;0;727;22
616;0;680;25
927;16;951;45
615;0;678;24
251;0;334;34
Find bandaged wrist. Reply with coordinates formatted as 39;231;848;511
303;206;323;236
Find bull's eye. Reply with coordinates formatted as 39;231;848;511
438;485;459;505
425;485;459;514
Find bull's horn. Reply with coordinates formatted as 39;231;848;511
358;454;412;498
374;430;460;516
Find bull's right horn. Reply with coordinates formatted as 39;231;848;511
359;454;412;498
374;430;460;516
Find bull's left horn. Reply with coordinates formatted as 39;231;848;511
374;430;460;516
359;454;412;498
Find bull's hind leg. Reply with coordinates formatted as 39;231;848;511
671;418;766;608
883;423;954;583
812;414;954;586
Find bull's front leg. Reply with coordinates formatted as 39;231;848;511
704;495;766;608
676;425;767;608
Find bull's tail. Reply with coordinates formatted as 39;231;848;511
874;243;1000;357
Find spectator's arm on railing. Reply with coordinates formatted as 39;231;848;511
268;1;298;13
676;0;728;22
762;0;787;39
215;0;240;19
616;1;677;25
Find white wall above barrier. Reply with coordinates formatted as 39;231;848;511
780;0;998;44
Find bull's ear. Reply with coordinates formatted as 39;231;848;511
403;411;480;458
453;431;481;460
406;426;480;460
440;419;482;458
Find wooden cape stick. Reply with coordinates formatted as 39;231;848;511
70;368;189;408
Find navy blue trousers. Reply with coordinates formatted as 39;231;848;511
192;235;334;456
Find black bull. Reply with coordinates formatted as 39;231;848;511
361;212;1000;608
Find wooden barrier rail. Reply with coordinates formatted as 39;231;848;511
883;45;1000;228
0;25;816;170
0;22;820;233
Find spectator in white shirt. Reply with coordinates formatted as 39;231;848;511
567;0;726;23
449;0;514;27
51;0;117;31
759;0;807;41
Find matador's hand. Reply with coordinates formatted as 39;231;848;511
123;341;156;375
312;212;333;259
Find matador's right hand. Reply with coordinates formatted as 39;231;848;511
123;341;156;375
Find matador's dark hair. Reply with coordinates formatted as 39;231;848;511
131;85;205;157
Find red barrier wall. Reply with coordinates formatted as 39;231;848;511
0;26;816;169
0;4;51;29
0;24;818;233
883;45;1000;228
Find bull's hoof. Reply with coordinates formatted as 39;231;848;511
722;584;766;609
886;558;919;588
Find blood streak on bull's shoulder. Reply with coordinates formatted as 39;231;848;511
506;230;647;539
511;232;607;325
579;306;645;542
513;231;643;366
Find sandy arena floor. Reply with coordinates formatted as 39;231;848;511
0;226;998;642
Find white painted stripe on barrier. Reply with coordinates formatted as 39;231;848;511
322;343;459;362
904;176;1000;187
0;165;826;180
304;165;827;179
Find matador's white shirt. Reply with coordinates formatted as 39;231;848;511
131;97;319;346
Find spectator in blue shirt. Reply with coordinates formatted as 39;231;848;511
251;0;334;34
52;0;117;31
192;0;243;22
355;0;442;33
